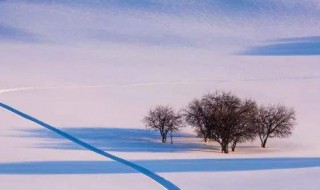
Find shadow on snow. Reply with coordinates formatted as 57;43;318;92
0;158;319;174
15;127;214;152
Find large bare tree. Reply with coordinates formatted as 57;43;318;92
184;91;258;153
256;104;295;148
143;105;184;143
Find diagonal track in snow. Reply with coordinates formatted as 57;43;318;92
0;102;180;190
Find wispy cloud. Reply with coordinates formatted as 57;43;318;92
242;36;320;56
0;24;40;42
19;0;320;16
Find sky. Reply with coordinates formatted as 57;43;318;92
0;0;320;54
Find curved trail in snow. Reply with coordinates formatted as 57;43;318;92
0;102;180;190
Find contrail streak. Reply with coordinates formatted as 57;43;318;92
0;82;191;94
1;75;319;95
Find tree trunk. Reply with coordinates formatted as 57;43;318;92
161;135;167;143
221;143;229;154
261;134;269;148
204;134;208;143
231;141;237;152
170;131;173;144
261;138;267;148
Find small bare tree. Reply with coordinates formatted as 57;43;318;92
256;104;295;148
143;105;184;143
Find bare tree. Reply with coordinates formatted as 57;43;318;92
184;91;258;153
230;100;258;151
143;105;184;143
184;99;211;142
256;104;295;148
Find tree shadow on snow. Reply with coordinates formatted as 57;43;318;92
15;127;216;152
